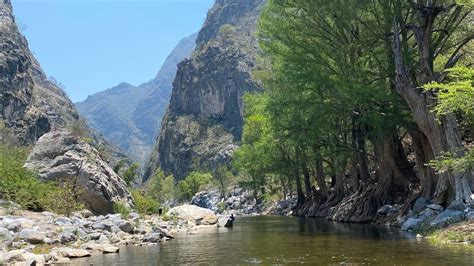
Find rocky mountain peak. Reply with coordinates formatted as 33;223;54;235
144;0;265;181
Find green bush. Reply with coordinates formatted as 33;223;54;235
41;177;84;216
0;144;84;215
131;189;160;215
113;201;131;217
0;145;53;210
176;171;212;202
145;169;175;203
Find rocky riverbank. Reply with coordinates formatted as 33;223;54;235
0;201;224;265
376;197;474;243
191;188;296;216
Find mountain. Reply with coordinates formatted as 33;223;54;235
76;33;197;163
144;0;265;181
0;0;133;214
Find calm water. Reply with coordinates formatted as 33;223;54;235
77;216;473;265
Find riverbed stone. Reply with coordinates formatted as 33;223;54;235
166;204;218;225
0;227;13;242
88;232;101;240
92;222;113;231
103;245;120;253
128;213;140;223
18;229;45;244
5;219;22;232
53;247;91;258
116;220;134;233
426;204;444;211
143;232;163;243
60;232;78;243
465;209;474;221
429;210;464;228
401;218;424;231
1;249;27;264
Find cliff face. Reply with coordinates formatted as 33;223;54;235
0;0;133;213
0;0;80;143
145;0;265;181
76;33;197;163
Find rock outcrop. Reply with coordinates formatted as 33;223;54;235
76;33;197;163
1;0;132;213
144;0;265;180
0;0;80;143
24;131;133;214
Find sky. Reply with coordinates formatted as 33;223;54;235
12;0;214;102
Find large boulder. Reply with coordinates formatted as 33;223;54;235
192;190;221;211
166;204;218;225
24;131;133;214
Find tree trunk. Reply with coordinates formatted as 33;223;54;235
293;166;306;207
410;128;437;200
314;147;328;200
351;112;370;189
392;12;472;204
299;150;312;198
373;134;411;203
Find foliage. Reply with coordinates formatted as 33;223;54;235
113;201;131;217
123;162;140;186
145;169;175;203
113;159;127;174
424;66;474;123
131;189;160;215
176;171;212;202
424;66;474;173
0;145;51;210
41;177;85;217
0;143;84;215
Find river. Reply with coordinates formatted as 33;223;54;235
77;216;473;265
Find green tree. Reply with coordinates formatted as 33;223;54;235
123;162;140;186
176;171;212;202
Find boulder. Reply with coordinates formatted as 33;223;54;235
24;131;134;215
430;210;464;228
18;229;45;244
0;250;27;264
401;218;424;231
192;191;221;211
166;205;218;225
0;200;20;216
53;247;91;258
59;232;78;243
466;209;474;221
102;245;119;253
426;204;444;212
128;213;140;223
143;233;163;243
413;197;430;212
116;220;134;233
0;227;13;242
4;219;21;232
377;205;399;215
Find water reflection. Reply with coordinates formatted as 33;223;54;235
77;216;474;265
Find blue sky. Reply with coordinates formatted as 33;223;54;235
12;0;214;102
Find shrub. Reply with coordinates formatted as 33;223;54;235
176;171;212;202
113;201;131;217
145;169;175;203
0;143;84;215
40;177;84;216
131;189;160;215
0;145;53;210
